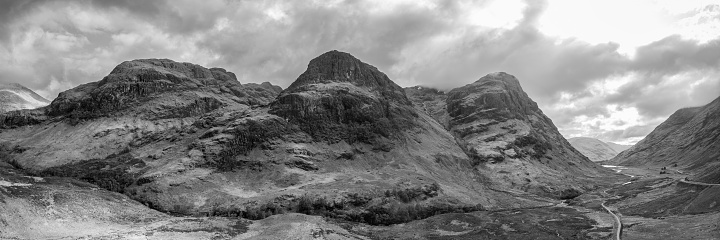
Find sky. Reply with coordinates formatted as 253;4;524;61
0;0;719;145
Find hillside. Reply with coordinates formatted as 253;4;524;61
605;141;632;152
568;137;621;162
0;83;50;113
407;73;613;197
609;96;720;183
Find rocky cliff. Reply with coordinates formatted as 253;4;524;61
0;59;282;167
610;96;720;183
407;73;614;196
568;137;623;162
47;59;278;120
444;73;612;195
270;50;416;145
404;86;451;129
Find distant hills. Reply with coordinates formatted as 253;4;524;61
605;141;632;153
0;83;49;113
609;96;720;183
568;137;631;162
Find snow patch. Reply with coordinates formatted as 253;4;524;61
0;180;32;187
0;89;49;109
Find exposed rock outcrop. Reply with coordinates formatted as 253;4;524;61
404;86;450;129
47;59;269;120
270;50;416;145
610;96;720;183
407;72;614;197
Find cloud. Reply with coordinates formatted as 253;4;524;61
0;0;718;145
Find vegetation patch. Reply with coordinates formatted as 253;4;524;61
38;151;144;193
345;206;598;239
209;118;299;171
512;134;552;158
203;184;481;226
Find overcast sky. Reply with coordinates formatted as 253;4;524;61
1;0;719;144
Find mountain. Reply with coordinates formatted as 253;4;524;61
404;86;450;129
0;52;562;227
0;83;50;113
605;141;632;153
406;73;613;197
568;137;622;162
0;52;618;236
610;96;720;183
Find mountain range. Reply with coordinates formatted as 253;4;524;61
0;51;614;214
0;51;643;239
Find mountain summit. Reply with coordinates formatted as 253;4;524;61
48;59;275;120
283;50;408;102
408;72;613;196
448;73;611;194
271;50;415;144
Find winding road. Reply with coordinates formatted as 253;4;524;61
679;178;720;186
601;189;622;240
601;201;622;240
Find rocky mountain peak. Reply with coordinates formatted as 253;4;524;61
270;50;416;143
32;58;288;124
283;50;409;104
440;72;610;195
447;72;537;123
108;59;238;84
475;72;522;87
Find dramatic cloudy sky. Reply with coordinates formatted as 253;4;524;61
1;0;719;144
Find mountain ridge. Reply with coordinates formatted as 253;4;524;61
1;51;616;230
406;72;615;197
0;83;50;114
610;96;720;183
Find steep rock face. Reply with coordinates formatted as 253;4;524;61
0;59;283;167
46;59;271;120
404;86;450;129
0;83;50;113
568;137;621;162
611;96;720;183
270;50;416;145
1;59;282;128
410;72;612;196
